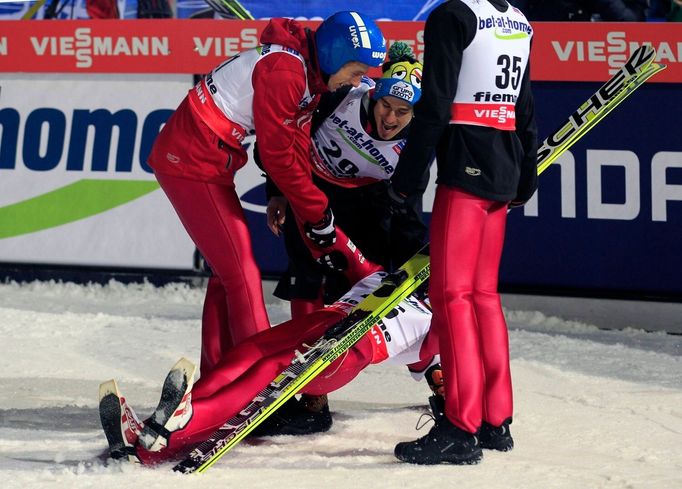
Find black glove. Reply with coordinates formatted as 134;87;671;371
386;183;409;216
317;250;348;272
304;207;336;248
508;200;527;209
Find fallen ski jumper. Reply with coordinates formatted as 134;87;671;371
99;271;438;466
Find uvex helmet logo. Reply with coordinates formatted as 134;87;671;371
348;12;372;49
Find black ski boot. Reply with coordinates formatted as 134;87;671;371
479;418;514;451
394;394;482;465
250;394;332;437
428;393;445;420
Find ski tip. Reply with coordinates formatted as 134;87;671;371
172;357;197;384
652;62;667;72
99;379;120;402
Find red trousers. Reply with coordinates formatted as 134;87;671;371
149;96;379;377
429;186;513;433
136;308;375;465
156;170;380;378
155;172;271;376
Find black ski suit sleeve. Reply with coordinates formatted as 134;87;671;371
390;4;474;197
253;143;284;199
311;86;352;134
513;49;539;204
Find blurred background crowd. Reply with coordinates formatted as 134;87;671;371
1;0;680;22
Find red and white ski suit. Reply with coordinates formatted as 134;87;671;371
134;272;438;465
148;19;378;376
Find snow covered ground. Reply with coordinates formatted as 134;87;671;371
0;279;680;489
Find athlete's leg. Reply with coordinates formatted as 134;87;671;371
471;200;512;426
301;334;375;395
193;309;344;400
136;309;346;464
291;296;324;319
155;172;270;375
136;309;375;464
200;276;232;373
135;346;300;465
429;186;487;434
406;327;439;374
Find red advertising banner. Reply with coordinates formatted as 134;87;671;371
528;22;681;82
0;20;680;82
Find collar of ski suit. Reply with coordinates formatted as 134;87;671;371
260;18;329;96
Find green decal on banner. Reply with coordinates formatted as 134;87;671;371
0;179;160;239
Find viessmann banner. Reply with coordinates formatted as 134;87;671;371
0;21;680;296
0;20;681;82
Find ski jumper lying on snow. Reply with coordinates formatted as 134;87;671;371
99;272;440;465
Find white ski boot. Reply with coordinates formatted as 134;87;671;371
99;379;144;463
138;357;196;452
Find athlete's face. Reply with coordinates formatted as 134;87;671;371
373;96;413;140
327;62;369;91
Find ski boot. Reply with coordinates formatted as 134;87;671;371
394;393;481;465
138;357;197;452
479;418;514;452
99;379;144;463
250;394;332;437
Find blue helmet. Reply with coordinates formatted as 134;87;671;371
315;11;387;76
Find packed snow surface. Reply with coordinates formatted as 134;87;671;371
0;279;680;489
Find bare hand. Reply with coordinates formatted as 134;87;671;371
266;196;287;236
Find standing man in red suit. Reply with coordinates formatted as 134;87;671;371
147;12;387;376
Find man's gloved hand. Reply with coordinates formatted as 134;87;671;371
508;200;527;210
304;207;336;248
316;250;348;272
386;183;409;216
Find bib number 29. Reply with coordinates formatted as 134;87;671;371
322;141;359;177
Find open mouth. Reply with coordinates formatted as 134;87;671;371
381;121;398;132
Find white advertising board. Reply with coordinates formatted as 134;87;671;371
0;74;200;269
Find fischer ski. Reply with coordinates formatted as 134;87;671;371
172;245;430;474
537;44;666;175
173;46;666;476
